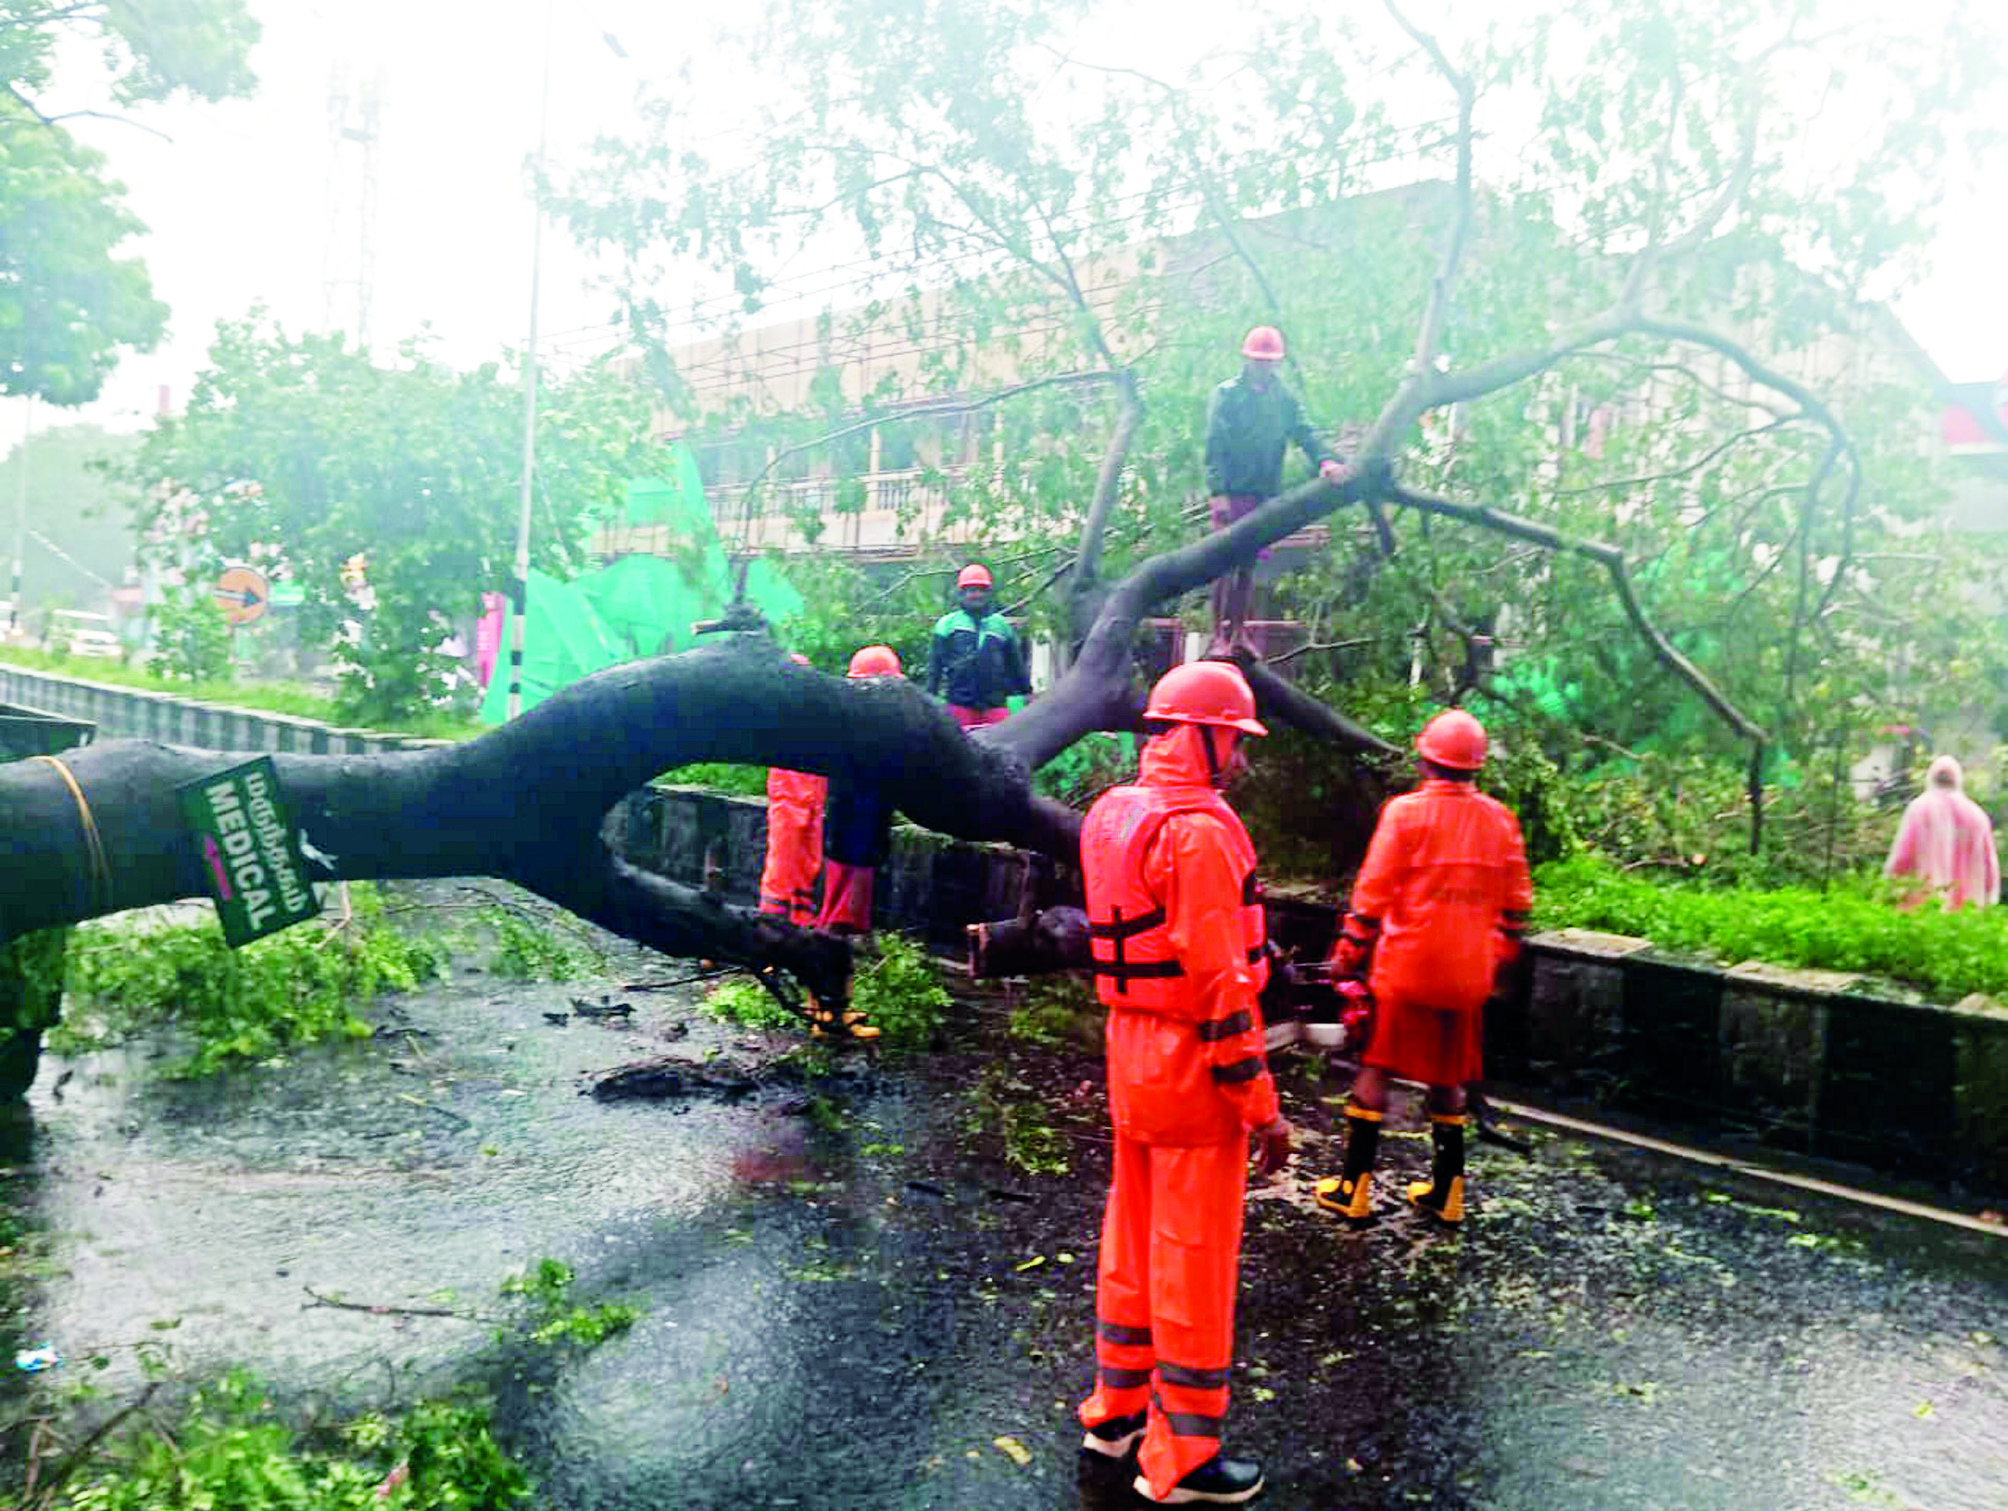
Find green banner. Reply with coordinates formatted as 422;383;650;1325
176;757;323;947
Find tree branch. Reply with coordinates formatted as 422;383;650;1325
1384;481;1768;744
1550;415;1803;497
1384;0;1475;379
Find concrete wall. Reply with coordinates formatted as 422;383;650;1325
616;787;2008;1198
0;665;451;756
8;664;2001;1196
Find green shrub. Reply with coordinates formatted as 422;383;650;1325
57;885;444;1074
661;763;770;797
700;975;801;1033
1032;732;1133;808
1533;854;2008;1002
54;1369;532;1510
480;909;600;980
1007;975;1099;1048
849;932;950;1050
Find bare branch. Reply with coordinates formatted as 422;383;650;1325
1565;350;1799;420
1071;372;1144;589
1385;481;1769;745
1384;0;1476;378
1550;415;1803;497
1268;634;1394;667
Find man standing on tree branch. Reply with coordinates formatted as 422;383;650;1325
927;562;1032;728
1076;659;1291;1507
1203;326;1347;657
1314;709;1532;1227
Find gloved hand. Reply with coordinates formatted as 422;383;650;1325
1328;933;1369;979
1249;1115;1293;1178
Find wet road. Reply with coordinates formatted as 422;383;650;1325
10;916;2008;1510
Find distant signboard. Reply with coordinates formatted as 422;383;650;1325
176;756;322;947
213;564;271;626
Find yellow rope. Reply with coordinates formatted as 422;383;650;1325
30;755;112;915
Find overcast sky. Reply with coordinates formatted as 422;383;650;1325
11;0;2005;446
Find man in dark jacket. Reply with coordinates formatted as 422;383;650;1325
1203;326;1345;654
927;562;1033;728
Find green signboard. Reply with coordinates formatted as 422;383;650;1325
176;757;323;947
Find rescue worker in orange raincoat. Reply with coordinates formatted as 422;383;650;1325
1314;708;1532;1226
1076;659;1292;1507
816;644;903;936
758;654;826;926
801;644;905;1042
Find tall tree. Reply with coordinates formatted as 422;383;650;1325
0;0;258;404
555;0;2004;809
0;0;2003;1093
130;315;671;724
0;420;138;608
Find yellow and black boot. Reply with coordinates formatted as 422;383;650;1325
1406;1112;1468;1223
1314;1105;1382;1221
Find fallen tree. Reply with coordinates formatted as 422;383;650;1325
10;0;1988;1097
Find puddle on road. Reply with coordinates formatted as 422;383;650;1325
8;944;2008;1510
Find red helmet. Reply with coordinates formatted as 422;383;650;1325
847;644;902;679
1241;325;1286;361
1144;661;1266;735
955;563;993;590
1416;709;1488;770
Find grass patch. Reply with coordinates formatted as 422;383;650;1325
1533;854;2008;1004
0;647;486;742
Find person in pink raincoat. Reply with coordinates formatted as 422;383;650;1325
1884;756;2000;911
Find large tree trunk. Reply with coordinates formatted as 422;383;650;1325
0;465;1390;1013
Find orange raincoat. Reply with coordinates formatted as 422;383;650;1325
1077;725;1278;1500
1336;778;1532;1087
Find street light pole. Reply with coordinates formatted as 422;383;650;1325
504;5;555;722
10;396;31;636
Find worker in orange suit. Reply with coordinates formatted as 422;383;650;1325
758;654;826;926
1314;708;1532;1226
1076;659;1291;1508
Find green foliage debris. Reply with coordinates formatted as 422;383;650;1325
56;885;442;1075
847;932;950;1050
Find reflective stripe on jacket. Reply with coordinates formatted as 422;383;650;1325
1084;784;1266;1009
1080;727;1278;1144
1347;779;1534;1014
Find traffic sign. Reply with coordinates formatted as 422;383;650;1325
213;565;271;626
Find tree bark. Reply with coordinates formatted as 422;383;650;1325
0;462;1391;993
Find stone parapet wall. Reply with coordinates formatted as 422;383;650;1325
0;665;450;756
7;666;1999;1197
617;786;2008;1199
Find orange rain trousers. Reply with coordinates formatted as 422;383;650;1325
816;860;874;933
1079;1135;1246;1500
759;770;826;926
1362;990;1486;1088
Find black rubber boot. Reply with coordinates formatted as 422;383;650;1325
1313;1104;1382;1221
1406;1112;1468;1223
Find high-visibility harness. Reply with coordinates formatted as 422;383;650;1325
1081;783;1267;1011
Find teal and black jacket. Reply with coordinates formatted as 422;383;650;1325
1203;373;1332;499
928;609;1032;710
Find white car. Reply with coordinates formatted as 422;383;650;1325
64;629;123;660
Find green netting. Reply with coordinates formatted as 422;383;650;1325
480;457;811;722
477;567;625;724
